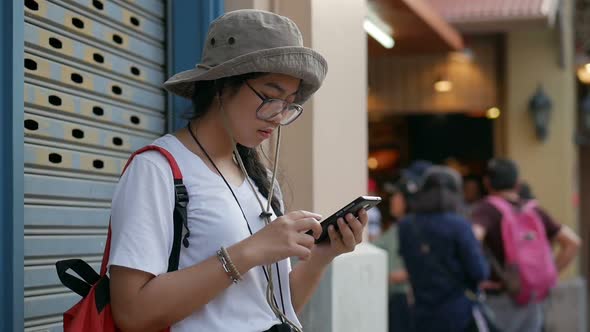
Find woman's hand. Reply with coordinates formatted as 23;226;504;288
238;210;323;268
311;208;369;264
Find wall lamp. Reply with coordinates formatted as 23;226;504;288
528;85;552;142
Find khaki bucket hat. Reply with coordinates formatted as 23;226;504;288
163;9;328;104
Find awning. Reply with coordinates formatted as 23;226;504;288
367;0;464;55
426;0;561;32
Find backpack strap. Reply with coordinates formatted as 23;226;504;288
486;195;517;218
56;259;101;297
487;196;542;223
99;145;189;276
522;199;539;212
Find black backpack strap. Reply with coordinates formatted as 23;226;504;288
168;179;189;272
56;259;101;297
55;145;189;300
128;146;189;273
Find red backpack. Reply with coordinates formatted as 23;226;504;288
55;145;189;331
487;196;558;305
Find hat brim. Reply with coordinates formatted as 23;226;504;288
163;46;327;104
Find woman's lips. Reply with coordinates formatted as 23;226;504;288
258;129;272;139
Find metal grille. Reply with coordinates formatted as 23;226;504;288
23;0;166;330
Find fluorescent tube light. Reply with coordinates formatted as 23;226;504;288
364;18;395;49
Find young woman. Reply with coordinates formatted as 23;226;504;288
398;166;489;332
107;10;368;332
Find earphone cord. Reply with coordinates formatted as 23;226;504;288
188;97;301;331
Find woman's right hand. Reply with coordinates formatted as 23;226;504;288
237;210;323;268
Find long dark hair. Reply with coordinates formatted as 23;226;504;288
190;73;283;216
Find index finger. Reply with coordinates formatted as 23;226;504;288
289;210;323;221
294;217;323;238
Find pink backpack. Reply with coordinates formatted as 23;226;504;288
487;196;557;305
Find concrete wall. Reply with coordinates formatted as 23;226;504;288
504;0;578;278
544;279;587;332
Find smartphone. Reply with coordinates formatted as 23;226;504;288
308;195;382;244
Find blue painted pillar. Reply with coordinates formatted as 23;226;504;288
0;1;24;331
167;0;225;132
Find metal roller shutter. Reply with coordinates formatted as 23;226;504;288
23;0;167;330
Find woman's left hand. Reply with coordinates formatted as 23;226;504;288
310;209;368;263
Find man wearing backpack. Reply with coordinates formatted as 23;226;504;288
471;158;580;332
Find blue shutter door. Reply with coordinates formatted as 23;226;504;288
23;0;166;330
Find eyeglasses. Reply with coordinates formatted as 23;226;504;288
244;81;303;126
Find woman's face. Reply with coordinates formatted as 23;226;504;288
389;192;406;219
222;73;301;148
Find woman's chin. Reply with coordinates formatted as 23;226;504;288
236;137;262;149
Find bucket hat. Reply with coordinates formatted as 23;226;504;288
164;9;328;104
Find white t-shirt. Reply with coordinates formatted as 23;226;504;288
108;134;300;332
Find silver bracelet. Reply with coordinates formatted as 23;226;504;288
217;247;242;283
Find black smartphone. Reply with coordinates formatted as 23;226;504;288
308;196;382;244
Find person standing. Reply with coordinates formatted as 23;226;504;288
399;166;489;332
471;159;580;332
374;184;414;332
107;10;368;332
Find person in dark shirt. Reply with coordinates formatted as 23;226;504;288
471;158;580;332
399;166;489;332
462;175;485;216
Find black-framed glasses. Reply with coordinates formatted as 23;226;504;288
244;81;303;126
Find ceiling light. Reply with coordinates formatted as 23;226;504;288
434;78;453;92
486;107;501;119
578;64;590;84
364;17;394;49
368;157;379;170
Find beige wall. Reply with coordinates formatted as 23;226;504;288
505;1;578;277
